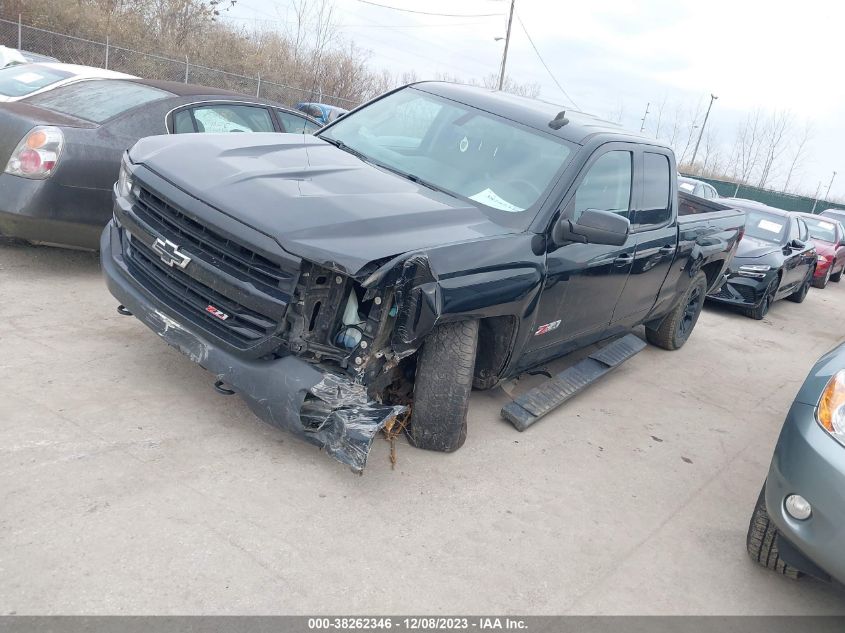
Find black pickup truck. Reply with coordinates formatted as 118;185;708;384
102;82;745;470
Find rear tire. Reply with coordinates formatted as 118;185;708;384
407;320;479;452
645;271;707;350
746;483;800;580
830;264;842;283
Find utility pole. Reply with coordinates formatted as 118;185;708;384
690;93;718;166
811;180;823;213
497;0;515;91
639;102;650;132
824;171;838;200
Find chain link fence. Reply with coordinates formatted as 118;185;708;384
680;174;845;214
0;17;357;109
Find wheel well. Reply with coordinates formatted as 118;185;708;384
473;315;518;390
700;261;723;291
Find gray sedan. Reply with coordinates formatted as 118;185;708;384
748;341;845;583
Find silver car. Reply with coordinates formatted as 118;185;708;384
748;342;845;583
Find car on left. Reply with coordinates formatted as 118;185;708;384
0;77;322;250
0;46;59;68
0;62;132;102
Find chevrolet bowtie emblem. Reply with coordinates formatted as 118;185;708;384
151;237;191;269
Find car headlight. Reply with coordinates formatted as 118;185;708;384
817;369;845;447
116;155;135;198
737;264;772;279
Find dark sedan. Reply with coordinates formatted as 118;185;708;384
706;199;817;319
747;341;845;584
0;78;321;250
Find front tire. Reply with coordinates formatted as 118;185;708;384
645;271;707;350
746;277;778;320
407;320;479;452
813;265;831;289
787;270;812;303
746;483;800;579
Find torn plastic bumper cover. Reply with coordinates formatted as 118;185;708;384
101;224;406;472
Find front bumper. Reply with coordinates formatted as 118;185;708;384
101;221;405;472
706;272;772;307
765;400;845;584
0;173;110;249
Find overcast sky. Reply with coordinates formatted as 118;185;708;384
227;0;844;200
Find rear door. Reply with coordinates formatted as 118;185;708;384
526;144;638;352
167;102;279;134
612;149;677;323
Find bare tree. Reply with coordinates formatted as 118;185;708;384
781;119;814;193
731;109;766;191
756;109;793;188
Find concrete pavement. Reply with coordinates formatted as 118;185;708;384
1;239;844;614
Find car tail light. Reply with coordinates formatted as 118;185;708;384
4;126;64;179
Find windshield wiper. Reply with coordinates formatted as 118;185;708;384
320;136;367;161
371;163;456;199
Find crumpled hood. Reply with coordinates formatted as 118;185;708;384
734;235;781;259
129;133;516;276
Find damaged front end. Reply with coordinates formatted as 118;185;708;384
102;219;435;472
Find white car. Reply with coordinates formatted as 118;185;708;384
0;62;134;102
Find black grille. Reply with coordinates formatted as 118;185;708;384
133;186;290;292
125;235;283;349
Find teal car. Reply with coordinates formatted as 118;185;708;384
748;341;845;583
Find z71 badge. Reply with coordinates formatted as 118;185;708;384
534;320;561;335
205;305;229;321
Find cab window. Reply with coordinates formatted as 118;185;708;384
573;151;632;221
633;152;672;229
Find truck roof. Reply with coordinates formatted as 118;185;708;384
412;81;661;148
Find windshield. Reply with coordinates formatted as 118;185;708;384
803;216;838;242
318;87;574;215
0;64;71;97
744;209;787;243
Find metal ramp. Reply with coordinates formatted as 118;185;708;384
501;333;646;432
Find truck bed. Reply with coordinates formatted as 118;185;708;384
678;190;740;220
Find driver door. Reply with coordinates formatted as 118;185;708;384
525;145;638;356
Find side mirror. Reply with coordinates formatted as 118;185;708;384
553;208;630;247
789;239;806;250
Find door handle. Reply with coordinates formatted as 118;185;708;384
613;254;634;267
658;245;676;255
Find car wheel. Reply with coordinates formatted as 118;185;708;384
813;265;831;289
406;319;479;452
646;271;707;350
787;271;812;303
746;278;777;320
746;483;800;579
831;263;842;283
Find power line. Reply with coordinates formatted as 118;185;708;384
225;15;491;28
354;0;504;18
515;13;579;109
